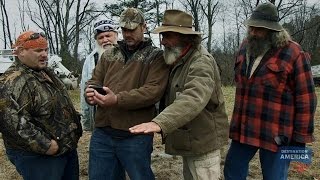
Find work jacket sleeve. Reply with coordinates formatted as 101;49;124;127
0;81;51;154
292;51;317;143
153;54;215;135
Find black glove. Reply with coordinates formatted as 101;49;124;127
274;135;289;146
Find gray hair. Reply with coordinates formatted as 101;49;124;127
179;34;202;47
270;28;292;48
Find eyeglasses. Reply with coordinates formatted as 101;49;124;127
24;32;46;42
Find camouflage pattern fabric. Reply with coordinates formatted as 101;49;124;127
119;8;145;30
0;60;82;156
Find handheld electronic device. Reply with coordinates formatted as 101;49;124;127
90;85;106;95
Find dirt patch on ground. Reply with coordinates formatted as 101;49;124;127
0;87;319;179
0;132;183;180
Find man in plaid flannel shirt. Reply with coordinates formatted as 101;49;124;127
224;2;317;180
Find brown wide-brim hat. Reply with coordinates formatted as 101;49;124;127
245;2;283;31
153;9;201;35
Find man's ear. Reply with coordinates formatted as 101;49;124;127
15;47;24;56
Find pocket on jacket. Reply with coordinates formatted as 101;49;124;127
262;63;285;88
172;128;191;150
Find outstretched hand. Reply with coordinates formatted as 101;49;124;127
129;122;161;134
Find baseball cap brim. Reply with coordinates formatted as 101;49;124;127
119;21;140;30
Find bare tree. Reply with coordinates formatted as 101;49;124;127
200;0;219;53
180;0;202;32
309;16;320;62
282;1;320;64
154;0;168;48
17;0;28;32
23;0;100;72
0;0;12;48
221;1;247;52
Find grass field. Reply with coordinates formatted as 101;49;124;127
0;86;319;180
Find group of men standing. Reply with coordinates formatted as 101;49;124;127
0;2;316;180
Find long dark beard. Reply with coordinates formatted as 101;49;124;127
247;35;271;58
163;46;184;65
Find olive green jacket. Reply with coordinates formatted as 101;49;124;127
153;45;229;156
0;60;82;156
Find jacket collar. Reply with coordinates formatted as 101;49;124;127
14;59;58;84
117;38;153;61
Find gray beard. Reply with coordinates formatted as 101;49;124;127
247;35;271;58
163;46;184;65
96;43;113;59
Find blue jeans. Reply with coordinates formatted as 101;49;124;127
6;149;79;180
89;128;154;180
224;140;290;180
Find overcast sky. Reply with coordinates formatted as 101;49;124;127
1;0;109;47
1;0;319;49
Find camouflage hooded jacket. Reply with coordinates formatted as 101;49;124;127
0;60;82;156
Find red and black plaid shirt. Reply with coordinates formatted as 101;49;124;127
229;40;317;152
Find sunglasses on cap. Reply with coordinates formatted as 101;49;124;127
24;32;46;42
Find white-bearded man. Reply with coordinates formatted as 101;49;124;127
80;19;118;131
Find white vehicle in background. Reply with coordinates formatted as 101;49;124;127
311;65;320;86
0;49;15;74
0;49;78;89
47;55;78;90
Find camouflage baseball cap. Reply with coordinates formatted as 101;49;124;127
119;8;145;30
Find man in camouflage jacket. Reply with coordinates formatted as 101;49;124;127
0;31;82;180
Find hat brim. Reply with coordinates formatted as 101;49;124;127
245;19;283;32
119;22;139;30
152;26;202;35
